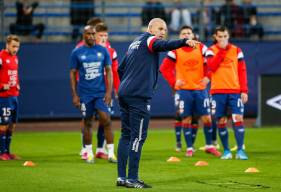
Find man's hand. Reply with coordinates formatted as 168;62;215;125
72;94;80;108
199;77;210;87
3;84;10;90
104;92;112;106
175;79;186;88
185;40;199;48
241;93;248;104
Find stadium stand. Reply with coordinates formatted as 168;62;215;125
2;0;281;42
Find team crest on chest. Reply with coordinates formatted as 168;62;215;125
97;52;103;58
6;59;10;63
81;55;86;60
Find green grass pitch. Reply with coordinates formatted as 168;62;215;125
1;127;281;192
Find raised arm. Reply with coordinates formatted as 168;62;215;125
111;50;120;95
147;36;198;53
206;48;226;72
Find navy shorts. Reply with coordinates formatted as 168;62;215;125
80;97;110;118
0;96;19;125
211;93;244;118
176;89;211;117
94;98;115;119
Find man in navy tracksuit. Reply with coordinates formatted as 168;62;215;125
116;18;198;188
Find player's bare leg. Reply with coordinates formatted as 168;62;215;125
98;110;117;163
83;117;94;163
95;120;108;159
79;119;87;157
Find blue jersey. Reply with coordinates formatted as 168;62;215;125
70;45;111;102
118;32;187;99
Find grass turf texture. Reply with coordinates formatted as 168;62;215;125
1;128;281;192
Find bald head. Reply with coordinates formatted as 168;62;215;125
147;18;167;39
147;18;166;31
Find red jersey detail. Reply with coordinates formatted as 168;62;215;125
147;36;157;53
75;40;84;49
106;47;120;93
238;59;248;93
160;57;176;89
0;50;19;97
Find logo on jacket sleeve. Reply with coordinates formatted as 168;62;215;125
147;104;151;112
129;41;141;50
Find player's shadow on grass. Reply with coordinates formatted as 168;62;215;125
195;179;270;189
153;177;270;189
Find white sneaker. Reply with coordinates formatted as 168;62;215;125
81;152;88;160
108;154;117;163
79;148;86;156
220;150;233;160
86;153;94;163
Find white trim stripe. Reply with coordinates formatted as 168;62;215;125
167;51;176;59
147;36;156;48
132;138;138;151
202;45;208;55
238;51;244;60
205;50;214;56
113;51;117;60
135;118;144;152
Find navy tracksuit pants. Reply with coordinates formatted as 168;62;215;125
117;96;151;180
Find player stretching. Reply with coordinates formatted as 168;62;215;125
0;35;21;160
70;26;115;163
206;26;248;160
160;26;221;157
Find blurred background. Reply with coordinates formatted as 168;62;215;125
0;0;281;126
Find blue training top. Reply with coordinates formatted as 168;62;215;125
70;44;111;102
118;32;187;99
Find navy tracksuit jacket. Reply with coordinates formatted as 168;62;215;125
117;32;188;180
